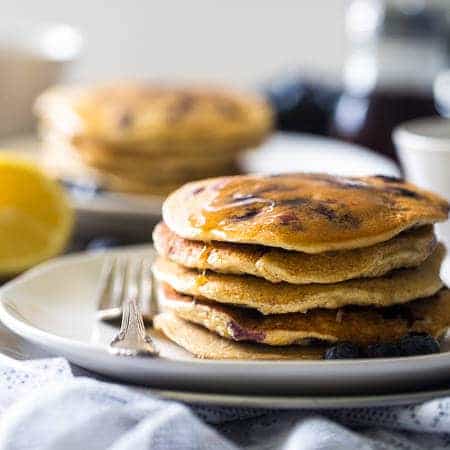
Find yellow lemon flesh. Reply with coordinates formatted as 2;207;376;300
0;154;74;275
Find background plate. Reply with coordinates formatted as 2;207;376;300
241;132;400;177
0;132;400;220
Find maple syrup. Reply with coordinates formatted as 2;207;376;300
331;0;448;160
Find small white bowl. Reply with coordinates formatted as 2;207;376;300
0;22;83;137
393;116;450;246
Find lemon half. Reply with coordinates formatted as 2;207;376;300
0;154;74;275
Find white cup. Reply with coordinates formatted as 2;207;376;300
393;117;450;247
0;22;83;137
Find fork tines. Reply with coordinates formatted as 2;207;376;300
96;257;154;322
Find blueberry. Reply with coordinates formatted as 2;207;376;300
324;342;361;360
60;179;104;196
398;333;440;357
366;342;401;358
86;237;122;251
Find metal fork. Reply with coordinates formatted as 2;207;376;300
97;257;158;357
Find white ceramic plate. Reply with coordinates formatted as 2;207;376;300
0;246;450;399
150;387;450;409
241;132;400;178
3;322;449;409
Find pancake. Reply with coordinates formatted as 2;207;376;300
42;153;186;196
41;145;184;196
162;173;449;253
41;134;239;183
152;244;445;314
158;283;450;347
44;129;239;167
153;222;437;284
73;134;250;157
74;139;238;175
39;124;257;158
154;313;325;360
80;154;238;184
41;141;238;197
34;83;273;147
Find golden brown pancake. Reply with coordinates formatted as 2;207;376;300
153;222;437;284
162;173;449;253
159;283;450;347
152;244;445;314
40;140;238;197
34;83;273;147
35;84;267;197
154;313;325;360
74;140;238;176
72;134;250;157
39;124;258;158
79;154;238;184
41;133;238;183
44;130;239;171
41;145;185;196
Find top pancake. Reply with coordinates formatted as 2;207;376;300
34;83;273;147
163;173;449;253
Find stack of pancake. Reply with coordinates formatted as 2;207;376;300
152;173;450;360
34;83;273;196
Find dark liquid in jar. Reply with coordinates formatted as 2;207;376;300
330;89;437;161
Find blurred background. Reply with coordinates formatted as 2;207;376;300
3;0;346;86
4;0;450;153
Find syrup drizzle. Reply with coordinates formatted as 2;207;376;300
189;192;275;235
187;174;374;242
198;244;212;268
195;269;208;287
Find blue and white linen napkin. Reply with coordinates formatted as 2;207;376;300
1;355;450;450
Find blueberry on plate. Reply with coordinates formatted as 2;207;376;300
60;179;104;196
324;342;361;360
86;237;122;251
398;332;440;357
366;342;401;358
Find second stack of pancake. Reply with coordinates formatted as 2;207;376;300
152;173;450;360
34;83;273;196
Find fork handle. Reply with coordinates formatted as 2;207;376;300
110;297;157;356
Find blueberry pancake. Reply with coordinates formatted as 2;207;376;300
153;222;437;284
158;283;450;347
44;130;240;177
73;140;239;176
41;142;192;196
35;83;273;148
76;148;239;183
153;244;445;314
72;135;250;157
35;83;272;196
163;173;449;253
154;173;450;360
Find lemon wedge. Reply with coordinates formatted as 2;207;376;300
0;154;74;275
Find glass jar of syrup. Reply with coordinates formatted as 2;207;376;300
330;0;449;160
